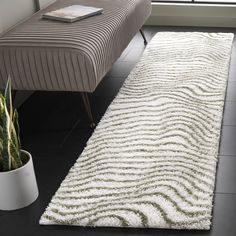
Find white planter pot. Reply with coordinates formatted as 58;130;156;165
0;150;39;210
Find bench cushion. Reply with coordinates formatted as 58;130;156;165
0;0;151;92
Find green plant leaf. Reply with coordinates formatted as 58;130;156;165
13;109;21;150
2;99;11;171
0;126;3;150
0;93;4;125
4;77;13;129
0;135;3;171
1;77;22;171
0;94;4;171
10;140;22;169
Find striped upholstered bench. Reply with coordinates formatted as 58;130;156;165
0;0;151;126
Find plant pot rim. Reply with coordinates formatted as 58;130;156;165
0;149;32;175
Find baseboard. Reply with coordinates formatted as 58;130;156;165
146;2;236;28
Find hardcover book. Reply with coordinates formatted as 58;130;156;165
42;5;103;22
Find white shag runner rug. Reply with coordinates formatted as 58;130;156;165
40;32;234;230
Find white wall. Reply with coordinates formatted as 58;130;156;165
0;0;36;34
0;23;3;34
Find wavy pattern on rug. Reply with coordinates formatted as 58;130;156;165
40;32;234;230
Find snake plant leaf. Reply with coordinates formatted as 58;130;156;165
1;77;22;171
13;109;21;150
0;93;4;124
0;94;3;171
10;110;19;152
2;98;11;171
0;95;3;145
9;110;22;169
0;131;3;150
0;130;3;171
4;77;13;130
10;140;22;169
0;126;3;149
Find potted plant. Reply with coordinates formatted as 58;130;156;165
0;78;38;210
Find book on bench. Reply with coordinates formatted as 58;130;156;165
42;5;103;23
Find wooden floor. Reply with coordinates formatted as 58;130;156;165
1;26;236;236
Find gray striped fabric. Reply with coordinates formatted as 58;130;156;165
40;32;234;229
0;0;151;92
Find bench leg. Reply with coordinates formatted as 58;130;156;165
139;29;148;45
81;92;96;128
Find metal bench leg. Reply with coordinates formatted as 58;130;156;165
81;92;96;128
139;29;148;45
